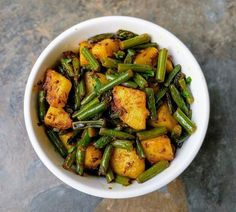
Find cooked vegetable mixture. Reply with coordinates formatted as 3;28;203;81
38;30;196;186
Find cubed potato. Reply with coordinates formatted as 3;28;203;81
44;69;72;108
113;86;149;130
84;145;102;169
91;39;119;61
151;103;178;132
59;132;74;150
84;72;108;94
111;148;145;179
141;135;174;163
44;106;72;130
79;41;91;66
134;47;158;66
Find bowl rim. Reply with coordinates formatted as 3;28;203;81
24;15;210;199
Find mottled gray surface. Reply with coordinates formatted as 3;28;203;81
0;0;236;211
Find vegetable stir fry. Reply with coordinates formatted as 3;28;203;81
38;29;196;186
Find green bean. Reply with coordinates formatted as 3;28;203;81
164;64;181;87
186;76;192;85
174;133;190;148
81;47;100;71
120;33;150;49
169;84;189;115
173;108;196;134
46;129;67;158
166;91;174;114
99;128;135;140
133;73;148;88
38;90;46;123
124;49;136;64
116;29;138;40
137;127;167;141
145;88;157;120
72;119;105;130
106;167;115;183
73;97;100;118
156;87;167;104
80;91;97;106
114;50;126;60
88;33;115;43
76;101;106;121
78;79;86;97
76;146;85;175
63;150;76;170
67;130;81;145
136;138;145;159
171;125;182;139
156;48;168;82
115;175;131;186
61;58;74;77
99;144;113;175
94;136;112;149
105;73;137;88
132;42;158;49
112;140;133;151
98;70;134;95
101;58;118;69
72;57;80;76
74;83;81;110
118;63;154;77
137;161;169;183
78;129;92;148
179;78;194;104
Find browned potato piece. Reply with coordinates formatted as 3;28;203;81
59;132;74;150
44;69;72;108
79;41;91;66
84;72;108;94
44;106;72;130
91;39;119;60
111;148;145;179
134;47;158;66
113;86;149;130
84;145;102;169
151;103;179;132
141;135;174;163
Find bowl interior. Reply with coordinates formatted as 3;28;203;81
24;16;209;198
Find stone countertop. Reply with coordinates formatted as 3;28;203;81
0;0;235;211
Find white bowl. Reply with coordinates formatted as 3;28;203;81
24;16;210;199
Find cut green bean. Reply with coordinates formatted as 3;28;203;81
166;91;174;114
132;42;158;49
73;97;100;118
115;175;131;186
72;119;105;130
114;50;126;60
156;48;168;82
136;138;145;159
38;90;46;123
112;140;133;151
61;58;74;77
80;91;97;106
137;127;167;141
105;73;138;88
72;57;80;76
118;63;154;77
94;136;112;149
101;58;118;69
164;64;181;87
106;167;115;183
133;73;148;88
81;47;100;71
120;33;150;50
124;49;136;64
88;33;115;43
156;87;167;104
174;133;190;148
186;76;192;85
173;108;196;134
99;144;113;175
99;128;135;140
179;78;194;104
46;129;67;158
63;150;76;170
78;129;92;148
116;29;138;40
76;101;106;121
137;161;169;183
145;88;157;120
76;146;85;175
169;84;189;115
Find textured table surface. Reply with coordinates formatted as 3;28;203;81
0;0;236;211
